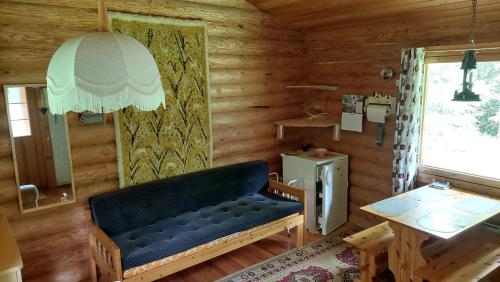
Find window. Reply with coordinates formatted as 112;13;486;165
420;61;500;180
6;87;31;137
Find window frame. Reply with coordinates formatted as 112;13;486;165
418;44;500;197
6;88;32;138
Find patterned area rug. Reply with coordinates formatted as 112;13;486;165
217;226;362;282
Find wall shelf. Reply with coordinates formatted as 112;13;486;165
286;85;338;91
275;118;340;141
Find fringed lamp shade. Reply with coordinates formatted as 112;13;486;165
46;32;165;114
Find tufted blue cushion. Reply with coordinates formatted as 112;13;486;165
112;192;302;270
89;161;270;237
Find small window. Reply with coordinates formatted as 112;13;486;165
6;87;31;137
420;61;500;180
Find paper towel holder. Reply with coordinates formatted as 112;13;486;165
364;92;396;116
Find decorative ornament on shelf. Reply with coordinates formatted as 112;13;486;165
46;0;166;114
453;0;481;102
380;67;394;80
305;105;329;120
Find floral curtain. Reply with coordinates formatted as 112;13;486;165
392;48;426;195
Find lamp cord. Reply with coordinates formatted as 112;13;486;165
305;106;329;120
470;0;477;47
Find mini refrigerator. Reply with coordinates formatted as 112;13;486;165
281;150;348;235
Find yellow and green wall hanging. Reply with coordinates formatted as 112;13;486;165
110;12;212;188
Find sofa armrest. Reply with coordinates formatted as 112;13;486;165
268;180;307;234
268;179;306;204
87;220;122;281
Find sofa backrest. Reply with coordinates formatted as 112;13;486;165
89;160;269;236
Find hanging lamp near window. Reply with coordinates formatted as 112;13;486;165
46;0;165;114
452;0;480;102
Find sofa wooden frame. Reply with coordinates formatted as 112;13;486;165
88;180;307;282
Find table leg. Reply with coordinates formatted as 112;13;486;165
388;222;430;282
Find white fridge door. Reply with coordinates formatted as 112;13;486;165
320;163;335;235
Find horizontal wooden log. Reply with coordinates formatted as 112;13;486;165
73;162;118;187
0;34;305;59
0;0;277;27
0;25;86;49
0;200;20;217
214;143;302;167
213;132;302;159
68;123;115;147
0;2;96;30
309;74;399;88
0;178;18;204
0;115;11;135
338;132;394;151
76;180;118;201
349;172;393;194
303;136;394;165
0;56;51;84
208;37;305;57
207;22;302;41
209;54;308;69
210;68;305;84
66;112;115;127
312;85;399;98
0;156;15;180
185;0;259;11
213;123;276;144
309;45;403;64
0;134;12;158
349;184;391;207
71;143;117;168
211;105;304;129
350;158;393;179
209;82;307;98
211;93;305;113
309;62;401;77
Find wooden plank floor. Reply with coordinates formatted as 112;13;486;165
162;227;323;282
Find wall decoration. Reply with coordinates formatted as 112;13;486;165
380;67;394;80
341;95;364;132
111;12;212;188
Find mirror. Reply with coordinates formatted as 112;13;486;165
4;85;75;212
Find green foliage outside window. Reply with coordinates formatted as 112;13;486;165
474;99;499;137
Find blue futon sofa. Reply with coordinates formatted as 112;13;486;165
88;160;306;282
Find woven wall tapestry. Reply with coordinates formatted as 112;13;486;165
110;12;212;188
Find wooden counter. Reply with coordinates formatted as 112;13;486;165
0;215;22;282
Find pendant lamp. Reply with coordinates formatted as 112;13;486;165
452;0;480;102
46;0;165;114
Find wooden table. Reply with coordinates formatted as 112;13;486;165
0;215;23;282
361;185;500;282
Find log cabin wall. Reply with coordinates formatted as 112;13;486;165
290;0;500;225
299;2;500;227
0;1;310;281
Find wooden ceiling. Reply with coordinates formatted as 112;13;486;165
247;0;499;30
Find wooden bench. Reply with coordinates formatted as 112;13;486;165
343;221;394;282
415;226;500;282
